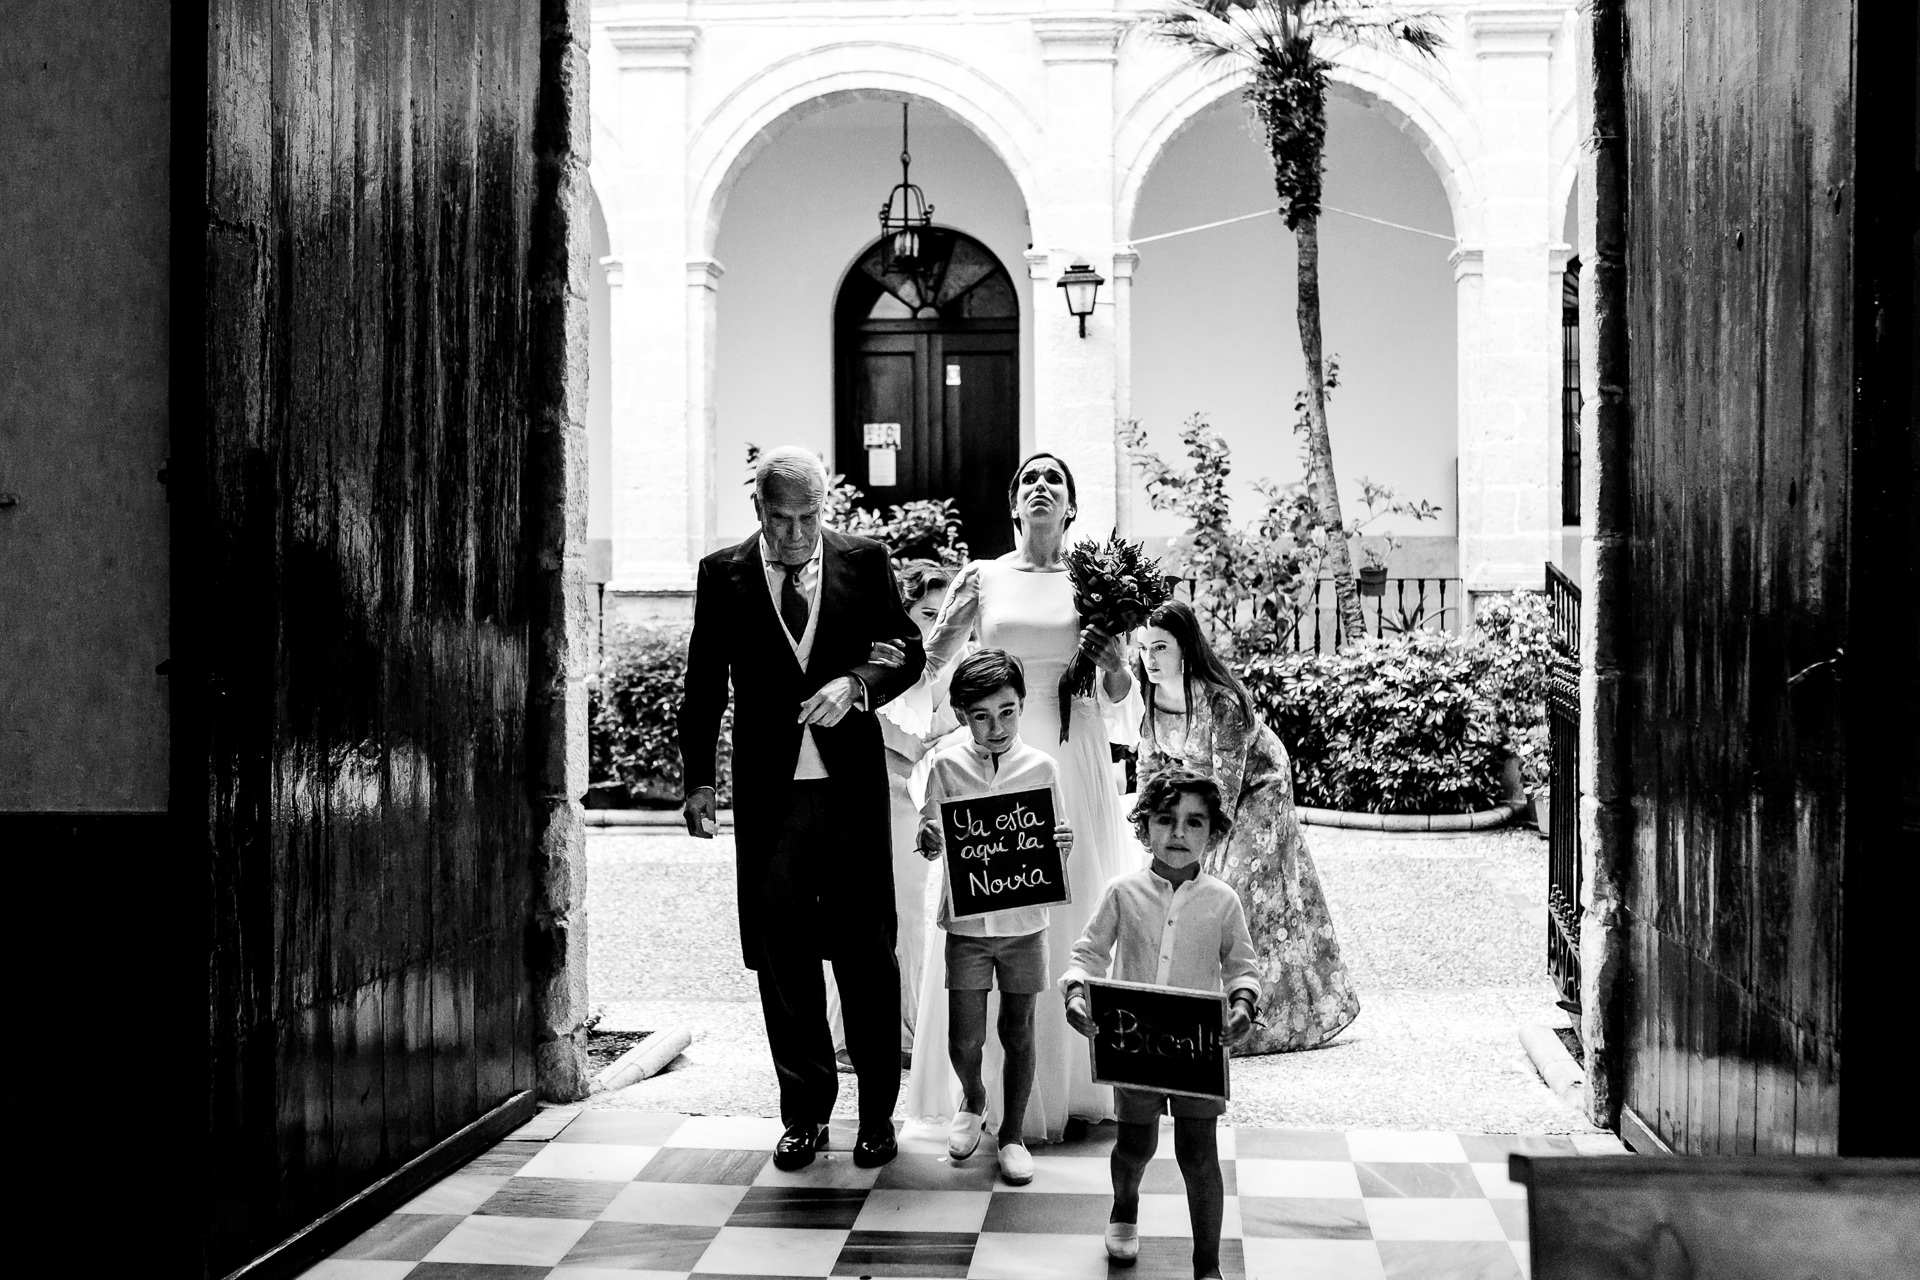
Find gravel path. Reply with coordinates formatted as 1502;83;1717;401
584;822;1597;1136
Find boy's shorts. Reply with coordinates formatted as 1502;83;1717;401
945;929;1048;994
1113;1086;1228;1123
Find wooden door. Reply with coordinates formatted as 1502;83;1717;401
835;229;1019;560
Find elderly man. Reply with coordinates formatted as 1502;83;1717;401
678;446;927;1169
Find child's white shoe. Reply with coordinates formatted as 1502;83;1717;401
1104;1222;1139;1264
948;1111;984;1160
997;1141;1034;1186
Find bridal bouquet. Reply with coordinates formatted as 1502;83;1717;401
1058;532;1172;741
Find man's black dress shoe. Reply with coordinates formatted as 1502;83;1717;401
772;1121;826;1171
851;1123;898;1168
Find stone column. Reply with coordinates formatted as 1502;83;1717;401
528;0;594;1103
686;257;724;570
1030;15;1122;535
1110;248;1140;537
603;20;701;608
1457;6;1563;603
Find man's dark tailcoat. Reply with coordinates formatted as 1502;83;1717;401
677;529;927;968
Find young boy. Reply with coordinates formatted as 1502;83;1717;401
1061;768;1259;1279
918;648;1074;1186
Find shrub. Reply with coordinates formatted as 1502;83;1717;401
1237;595;1555;814
588;622;732;808
1120;408;1440;659
1471;592;1557;792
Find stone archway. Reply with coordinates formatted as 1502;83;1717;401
688;45;1046;261
1115;47;1484;248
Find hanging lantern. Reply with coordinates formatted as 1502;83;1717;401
877;102;937;299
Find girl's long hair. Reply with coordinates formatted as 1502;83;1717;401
1135;599;1255;729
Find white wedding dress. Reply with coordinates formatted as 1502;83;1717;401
901;556;1142;1144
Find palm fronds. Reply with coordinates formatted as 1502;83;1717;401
1142;1;1444;71
1139;0;1446;227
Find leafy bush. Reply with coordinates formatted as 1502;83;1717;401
1120;407;1439;658
1120;414;1327;657
1471;592;1557;791
1237;594;1556;814
588;623;732;808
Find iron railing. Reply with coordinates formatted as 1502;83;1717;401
1545;562;1583;1021
1171;575;1464;653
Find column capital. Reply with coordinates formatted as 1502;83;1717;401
606;22;700;71
1548;243;1576;276
1032;16;1122;64
1024;248;1053;281
1450;244;1486;281
600;256;625;288
1110;249;1140;280
1466;6;1564;57
685;257;725;290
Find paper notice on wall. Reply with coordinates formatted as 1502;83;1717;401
868;447;897;487
864;422;902;449
946;364;962;386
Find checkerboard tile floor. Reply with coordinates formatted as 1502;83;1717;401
301;1110;1600;1280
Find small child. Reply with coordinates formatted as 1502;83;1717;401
918;648;1075;1186
1061;768;1259;1279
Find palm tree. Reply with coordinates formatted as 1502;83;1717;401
1144;0;1442;642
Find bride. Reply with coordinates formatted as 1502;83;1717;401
899;452;1142;1147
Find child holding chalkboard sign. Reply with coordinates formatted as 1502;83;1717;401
1061;769;1260;1278
916;649;1075;1186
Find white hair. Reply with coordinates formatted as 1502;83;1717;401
753;446;829;503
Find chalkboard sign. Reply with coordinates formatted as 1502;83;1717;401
1086;978;1230;1101
940;786;1070;922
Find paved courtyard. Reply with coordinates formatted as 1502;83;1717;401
298;1105;1624;1280
583;823;1593;1136
297;823;1626;1280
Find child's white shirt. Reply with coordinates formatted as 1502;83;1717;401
1060;867;1262;1002
922;731;1065;938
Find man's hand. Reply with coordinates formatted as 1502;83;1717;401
1064;992;1097;1039
868;639;907;668
917;817;944;861
683;787;718;839
798;675;860;727
1226;999;1255;1046
1054;820;1074;859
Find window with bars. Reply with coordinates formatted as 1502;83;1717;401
1561;258;1582;526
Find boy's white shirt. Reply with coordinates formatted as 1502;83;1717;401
922;729;1065;938
1060;866;1262;1003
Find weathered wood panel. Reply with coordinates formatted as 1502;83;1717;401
199;0;540;1270
1515;1155;1920;1278
1614;0;1912;1156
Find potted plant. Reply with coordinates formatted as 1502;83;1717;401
1343;480;1440;601
1356;546;1389;597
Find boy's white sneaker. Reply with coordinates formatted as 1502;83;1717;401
948;1111;984;1160
1104;1222;1140;1264
997;1141;1034;1186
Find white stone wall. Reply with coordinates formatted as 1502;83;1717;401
589;0;1578;610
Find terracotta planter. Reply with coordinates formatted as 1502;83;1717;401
1358;565;1388;597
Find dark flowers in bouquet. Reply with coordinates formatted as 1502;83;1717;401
1058;532;1172;741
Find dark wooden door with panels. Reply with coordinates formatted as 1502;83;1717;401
834;228;1019;559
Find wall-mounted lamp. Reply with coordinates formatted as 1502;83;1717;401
1056;260;1104;338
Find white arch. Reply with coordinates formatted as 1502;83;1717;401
688;42;1044;258
1115;43;1483;244
1549;93;1580;245
587;114;629;263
